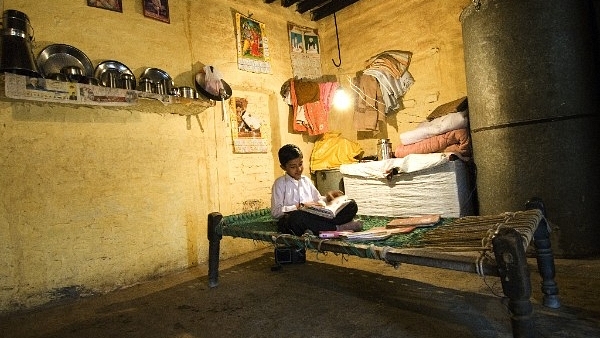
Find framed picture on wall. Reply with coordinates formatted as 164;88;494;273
143;0;170;23
87;0;123;13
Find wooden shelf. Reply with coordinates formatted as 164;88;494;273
1;73;215;116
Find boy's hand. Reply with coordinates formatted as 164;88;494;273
301;201;323;208
325;190;344;203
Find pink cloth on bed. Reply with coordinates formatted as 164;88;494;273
394;128;472;158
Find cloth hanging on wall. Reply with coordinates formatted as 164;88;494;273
352;50;415;132
285;78;338;136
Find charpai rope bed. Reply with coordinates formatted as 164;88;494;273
207;198;560;338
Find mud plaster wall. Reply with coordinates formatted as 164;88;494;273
0;0;470;312
0;0;312;312
318;0;469;156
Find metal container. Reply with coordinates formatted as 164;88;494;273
154;81;165;95
78;76;99;86
461;0;600;257
61;65;83;82
139;78;153;93
109;69;122;88
120;73;135;90
376;139;393;160
0;9;40;77
178;86;196;99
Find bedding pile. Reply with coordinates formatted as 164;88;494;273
395;97;471;159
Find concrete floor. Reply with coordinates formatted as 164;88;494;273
1;247;599;338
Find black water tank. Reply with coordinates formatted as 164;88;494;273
461;0;600;257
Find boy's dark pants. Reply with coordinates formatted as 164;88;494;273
277;200;358;236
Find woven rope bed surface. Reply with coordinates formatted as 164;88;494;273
219;208;543;253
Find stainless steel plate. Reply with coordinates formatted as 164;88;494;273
94;60;135;88
36;44;94;78
139;67;174;92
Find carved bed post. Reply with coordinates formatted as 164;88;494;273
207;212;223;288
492;227;534;338
525;197;561;308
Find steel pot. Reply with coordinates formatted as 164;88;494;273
120;73;135;90
178;86;196;99
61;65;83;82
139;78;153;93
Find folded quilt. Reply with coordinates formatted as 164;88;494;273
400;110;468;145
394;128;471;159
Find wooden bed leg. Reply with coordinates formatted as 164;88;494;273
207;212;223;288
526;198;561;309
493;227;535;338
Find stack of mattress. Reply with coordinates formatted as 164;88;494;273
340;153;475;218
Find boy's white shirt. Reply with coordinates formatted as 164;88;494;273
271;173;321;219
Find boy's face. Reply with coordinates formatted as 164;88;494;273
281;156;303;180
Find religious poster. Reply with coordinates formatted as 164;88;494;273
288;22;322;79
87;0;122;12
143;0;170;23
234;12;271;74
229;95;268;153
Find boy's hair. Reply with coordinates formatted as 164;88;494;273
278;144;303;166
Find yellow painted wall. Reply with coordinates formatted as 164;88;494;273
318;0;470;155
0;0;314;312
0;0;470;312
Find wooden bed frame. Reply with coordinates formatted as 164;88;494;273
207;198;560;338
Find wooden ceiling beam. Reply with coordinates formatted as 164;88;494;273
311;0;360;21
263;0;277;3
296;0;331;14
281;0;301;7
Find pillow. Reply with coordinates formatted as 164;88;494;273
426;96;468;121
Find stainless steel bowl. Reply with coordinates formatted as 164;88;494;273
178;86;196;99
61;65;83;82
46;73;68;82
139;78;153;93
78;76;99;86
120;73;135;90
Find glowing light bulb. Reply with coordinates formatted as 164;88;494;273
332;88;351;110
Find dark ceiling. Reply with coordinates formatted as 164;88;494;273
264;0;360;21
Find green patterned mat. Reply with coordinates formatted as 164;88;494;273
220;208;453;248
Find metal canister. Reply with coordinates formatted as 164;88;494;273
376;139;393;160
0;9;40;77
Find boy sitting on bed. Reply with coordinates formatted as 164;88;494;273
271;144;363;236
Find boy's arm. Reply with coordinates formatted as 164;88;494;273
271;178;302;218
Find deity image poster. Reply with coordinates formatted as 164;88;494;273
235;12;271;74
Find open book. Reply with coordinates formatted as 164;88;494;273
386;214;441;229
300;195;352;219
342;226;416;241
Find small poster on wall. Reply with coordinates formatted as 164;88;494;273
143;0;170;23
288;22;322;79
234;11;271;74
229;96;268;153
87;0;123;12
